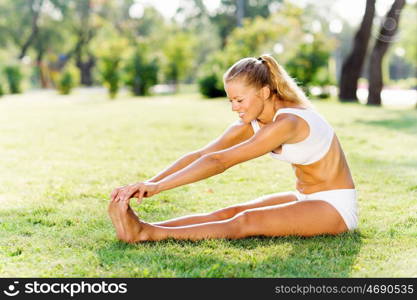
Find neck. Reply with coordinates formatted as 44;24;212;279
257;95;310;124
257;95;287;124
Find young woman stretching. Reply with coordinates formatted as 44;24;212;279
108;54;358;243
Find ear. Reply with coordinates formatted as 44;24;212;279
260;86;271;101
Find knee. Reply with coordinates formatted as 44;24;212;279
212;206;239;220
228;211;251;239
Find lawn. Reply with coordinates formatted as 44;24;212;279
0;89;416;277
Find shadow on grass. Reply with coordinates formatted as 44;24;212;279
97;231;363;277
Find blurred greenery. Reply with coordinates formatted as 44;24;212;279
0;0;414;97
56;63;79;95
162;31;196;92
57;70;74;95
4;65;23;94
124;44;159;96
198;3;337;97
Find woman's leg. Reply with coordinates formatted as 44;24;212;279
151;191;297;227
108;198;348;243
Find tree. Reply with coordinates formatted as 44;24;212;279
33;25;65;88
71;0;97;86
0;0;71;88
396;3;417;71
209;0;283;48
368;0;406;105
162;32;196;92
198;2;335;98
93;25;130;99
19;0;44;59
124;44;158;96
286;32;334;89
338;0;376;102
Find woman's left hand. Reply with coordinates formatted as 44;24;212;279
111;181;160;204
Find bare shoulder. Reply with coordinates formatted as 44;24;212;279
269;113;299;132
244;113;298;145
228;119;254;138
273;113;300;124
197;119;253;156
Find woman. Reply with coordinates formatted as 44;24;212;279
108;54;358;243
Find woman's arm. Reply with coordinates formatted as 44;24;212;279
156;153;226;192
112;120;252;203
146;120;252;183
114;116;296;203
156;115;296;193
145;151;202;183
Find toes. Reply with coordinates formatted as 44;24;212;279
108;201;146;243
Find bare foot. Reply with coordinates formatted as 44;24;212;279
108;201;148;243
108;201;126;240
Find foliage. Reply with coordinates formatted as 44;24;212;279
198;50;228;98
57;65;78;95
197;2;334;97
4;65;23;94
57;72;73;95
162;32;196;89
129;6;166;39
396;3;417;68
100;57;122;99
209;0;283;47
124;45;158;96
285;33;335;87
0;80;3;97
94;27;130;99
198;73;226;98
0;0;413;95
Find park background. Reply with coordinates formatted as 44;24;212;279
0;0;416;277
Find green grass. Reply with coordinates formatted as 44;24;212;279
0;91;416;277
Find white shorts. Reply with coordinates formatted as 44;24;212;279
294;189;358;231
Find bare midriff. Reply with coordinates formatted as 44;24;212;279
292;134;355;194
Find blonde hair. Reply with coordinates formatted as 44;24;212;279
223;54;312;108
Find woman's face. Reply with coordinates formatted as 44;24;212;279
224;80;264;123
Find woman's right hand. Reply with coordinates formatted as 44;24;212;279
110;181;160;204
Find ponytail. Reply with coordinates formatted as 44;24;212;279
224;54;313;108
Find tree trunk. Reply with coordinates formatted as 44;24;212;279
76;54;95;86
36;48;50;89
236;0;245;27
339;0;375;102
18;0;44;59
73;0;96;86
368;0;406;105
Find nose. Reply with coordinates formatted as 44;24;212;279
231;102;239;112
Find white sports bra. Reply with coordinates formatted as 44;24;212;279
250;108;334;165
